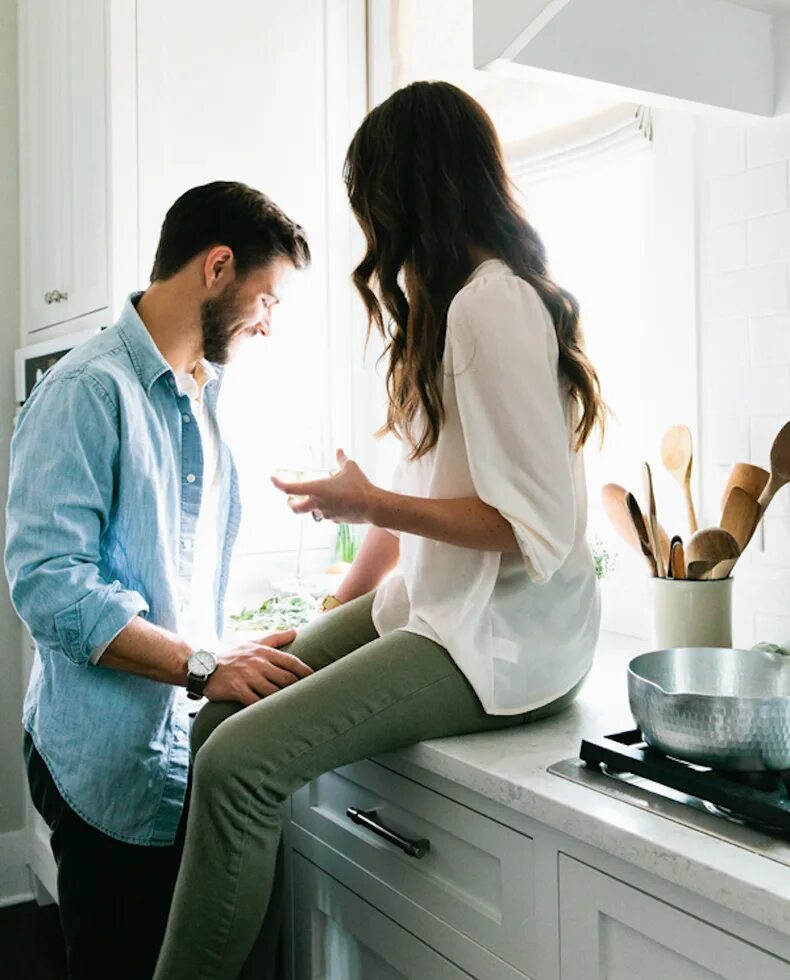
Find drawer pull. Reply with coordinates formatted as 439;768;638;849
346;806;430;859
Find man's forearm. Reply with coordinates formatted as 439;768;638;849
333;525;400;603
368;491;519;553
98;616;192;685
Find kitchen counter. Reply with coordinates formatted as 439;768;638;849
374;631;790;938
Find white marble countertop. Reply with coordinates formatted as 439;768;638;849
376;631;790;938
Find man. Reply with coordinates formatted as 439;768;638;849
5;181;314;979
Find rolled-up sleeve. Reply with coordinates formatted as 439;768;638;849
447;275;576;584
4;372;149;665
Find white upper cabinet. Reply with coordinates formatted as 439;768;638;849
19;0;109;340
473;0;790;119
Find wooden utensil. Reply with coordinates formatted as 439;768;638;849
706;557;738;581
624;491;658;576
669;537;686;580
602;483;671;568
721;486;762;552
661;425;699;535
720;463;769;511
686;527;740;582
642;462;666;577
757;420;790;512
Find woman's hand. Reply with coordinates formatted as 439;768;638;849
271;449;380;524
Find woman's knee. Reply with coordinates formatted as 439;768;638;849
190;700;244;758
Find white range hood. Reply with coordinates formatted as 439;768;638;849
474;0;790;119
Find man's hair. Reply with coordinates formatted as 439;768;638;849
150;181;311;281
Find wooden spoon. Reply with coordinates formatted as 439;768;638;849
642;462;666;577
757;420;790;512
706;557;738;581
669;537;686;580
721;486;762;552
720;463;769;512
686;528;740;581
624;492;658;576
661;425;698;535
602;483;670;568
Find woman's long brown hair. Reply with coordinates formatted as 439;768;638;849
343;80;606;458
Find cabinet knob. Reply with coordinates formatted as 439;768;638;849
44;290;68;304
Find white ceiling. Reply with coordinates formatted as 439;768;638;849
725;0;790;13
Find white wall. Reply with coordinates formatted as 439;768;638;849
0;0;30;904
697;114;790;646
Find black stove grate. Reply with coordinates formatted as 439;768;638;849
580;730;790;832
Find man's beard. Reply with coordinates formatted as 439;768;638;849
201;284;243;365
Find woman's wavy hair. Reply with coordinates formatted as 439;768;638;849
343;80;606;458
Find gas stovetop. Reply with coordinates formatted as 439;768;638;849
549;729;790;867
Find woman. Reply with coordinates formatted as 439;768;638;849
154;81;604;979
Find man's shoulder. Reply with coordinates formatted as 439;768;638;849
37;326;136;401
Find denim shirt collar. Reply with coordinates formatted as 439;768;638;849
117;292;223;397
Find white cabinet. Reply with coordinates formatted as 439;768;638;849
558;856;790;980
19;0;110;340
292;853;474;980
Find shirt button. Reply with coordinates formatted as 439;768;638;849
186;473;196;484
183;414;191;423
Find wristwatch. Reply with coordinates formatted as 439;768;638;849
186;649;218;700
320;594;342;612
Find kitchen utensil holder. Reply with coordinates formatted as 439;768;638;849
650;577;733;649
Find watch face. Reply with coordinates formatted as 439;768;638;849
188;650;216;679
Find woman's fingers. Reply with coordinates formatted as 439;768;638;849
270;474;327;496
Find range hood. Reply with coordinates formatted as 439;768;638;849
474;0;790;119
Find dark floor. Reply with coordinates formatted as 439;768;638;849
0;901;67;980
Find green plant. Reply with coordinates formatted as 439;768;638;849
228;591;320;632
590;533;617;580
334;523;360;564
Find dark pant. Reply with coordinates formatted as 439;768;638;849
24;732;189;980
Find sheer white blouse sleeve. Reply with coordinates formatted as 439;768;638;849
445;271;576;584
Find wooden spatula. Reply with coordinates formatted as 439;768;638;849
642;462;666;577
661;425;698;535
686;527;740;581
721;486;762;552
624;492;658;576
720;463;769;511
602;483;670;569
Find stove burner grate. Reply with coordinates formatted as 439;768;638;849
580;730;790;833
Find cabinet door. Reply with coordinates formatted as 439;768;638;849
292;853;474;980
559;856;790;980
19;0;108;337
19;0;68;333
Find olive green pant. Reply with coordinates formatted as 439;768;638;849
153;592;584;980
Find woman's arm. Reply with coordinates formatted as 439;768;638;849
272;453;519;554
333;525;401;603
366;490;519;553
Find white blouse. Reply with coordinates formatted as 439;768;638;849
372;259;600;715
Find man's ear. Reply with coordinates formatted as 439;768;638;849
203;246;234;289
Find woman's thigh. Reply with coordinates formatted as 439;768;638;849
191;592;380;753
194;628;527;798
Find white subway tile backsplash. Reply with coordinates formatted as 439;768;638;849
747;117;790;168
702;363;790;417
703;264;789;320
699;318;750;363
754;614;790;645
702;220;747;271
749;314;790;364
700;414;750;464
707;163;788;225
748;210;790;265
699;122;746;178
758;514;790;567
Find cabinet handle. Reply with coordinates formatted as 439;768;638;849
44;290;68;304
346;806;430;859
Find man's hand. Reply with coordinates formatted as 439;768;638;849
204;629;313;706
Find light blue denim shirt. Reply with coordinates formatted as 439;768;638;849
5;294;241;846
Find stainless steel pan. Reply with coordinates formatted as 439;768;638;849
628;647;790;771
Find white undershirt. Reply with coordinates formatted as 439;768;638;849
174;360;222;653
372;260;601;715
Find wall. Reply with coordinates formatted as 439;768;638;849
0;0;30;905
697;114;790;646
